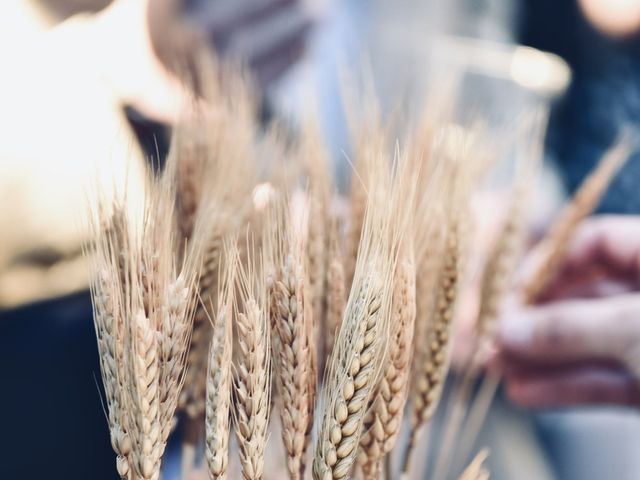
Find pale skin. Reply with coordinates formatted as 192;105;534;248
96;0;310;123
492;215;640;408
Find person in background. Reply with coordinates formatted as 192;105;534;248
496;215;640;408
490;1;640;478
0;1;310;478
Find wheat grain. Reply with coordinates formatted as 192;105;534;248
269;254;313;479
359;246;416;479
126;309;162;480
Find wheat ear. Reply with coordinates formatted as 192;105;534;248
404;209;464;474
264;196;315;480
324;213;346;362
270;255;314;479
205;241;236;480
313;153;396;480
180;211;236;418
522;136;632;304
125;307;162;480
359;245;416;479
234;243;271;480
90;207;132;479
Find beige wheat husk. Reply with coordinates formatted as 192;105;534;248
205;239;236;480
312;146;400;480
233;238;272;480
264;194;315;480
89;163;198;480
324;213;346;363
174;64;258;479
404;127;476;476
357;149;420;479
432;115;544;480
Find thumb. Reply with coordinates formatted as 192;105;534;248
498;294;640;370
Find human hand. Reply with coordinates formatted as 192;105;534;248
494;215;640;408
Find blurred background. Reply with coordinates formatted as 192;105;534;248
1;0;640;478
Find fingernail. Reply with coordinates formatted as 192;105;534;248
500;311;533;347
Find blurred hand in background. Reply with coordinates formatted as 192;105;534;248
494;215;640;408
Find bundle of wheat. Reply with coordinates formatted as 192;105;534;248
87;55;632;480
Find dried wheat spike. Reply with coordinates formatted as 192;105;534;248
358;246;416;479
180;212;236;419
234;245;271;480
313;275;386;480
90;207;132;479
127;309;162;480
405;213;464;470
522;136;632;304
173;69;257;429
476;190;527;351
90;163;198;480
313;153;395;480
269;253;313;479
263;194;315;480
303;122;331;341
205;243;235;480
324;213;346;362
459;450;490;480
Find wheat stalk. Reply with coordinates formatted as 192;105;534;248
522;135;632;304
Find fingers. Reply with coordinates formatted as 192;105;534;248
520;215;640;301
504;365;640;408
498;294;640;366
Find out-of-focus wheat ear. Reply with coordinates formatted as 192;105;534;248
475;117;543;355
205;239;236;480
344;80;388;290
170;113;207;253
458;450;490;480
359;244;416;479
403;126;476;475
404;208;465;474
233;241;271;480
522;135;633;304
324;212;346;364
179;210;234;416
302;120;331;341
